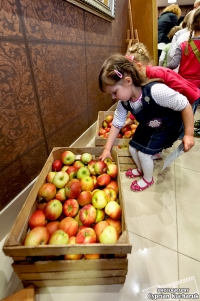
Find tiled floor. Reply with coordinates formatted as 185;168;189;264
1;108;200;301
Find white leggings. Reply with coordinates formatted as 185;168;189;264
129;145;154;181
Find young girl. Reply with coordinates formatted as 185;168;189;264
126;42;200;106
167;7;200;116
99;53;194;192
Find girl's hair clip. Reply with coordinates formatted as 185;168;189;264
114;69;123;78
125;54;135;61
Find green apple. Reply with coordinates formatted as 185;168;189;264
92;190;108;209
77;166;90;180
48;229;69;245
99;225;119;244
80;152;93;164
53;171;69;188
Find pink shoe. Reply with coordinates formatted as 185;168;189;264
125;168;143;179
130;177;154;192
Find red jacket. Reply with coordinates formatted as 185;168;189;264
146;65;199;104
179;40;200;88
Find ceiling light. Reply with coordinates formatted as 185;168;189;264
168;0;177;3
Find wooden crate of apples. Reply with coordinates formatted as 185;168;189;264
3;147;132;287
95;111;138;147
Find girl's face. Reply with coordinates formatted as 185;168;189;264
105;78;140;102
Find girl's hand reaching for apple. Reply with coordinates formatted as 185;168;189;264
99;148;113;161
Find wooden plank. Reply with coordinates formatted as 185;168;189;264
119;164;135;171
1;285;35;301
22;277;126;287
4;243;132;257
12;258;128;273
16;269;127;281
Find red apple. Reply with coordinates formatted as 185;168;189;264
94;161;108;175
99;225;119;244
52;159;63;171
92;190;108;209
107;122;112;128
61;150;76;165
93;220;109;242
66;166;77;180
97;173;111;187
23;226;50;246
46;171;56;183
80;176;94;191
106;180;119;194
106;217;122;234
55;188;67;202
64;236;83;260
84;254;101;259
44;199;63;221
63;199;79;218
28;210;46;229
73;160;85;170
105;115;113;123
88;160;98;175
53;171;69;188
80;152;93;164
38;183;57;201
77;191;92;206
65;179;81;199
120;126;129;134
105;127;110;133
75;227;96;244
59;217;78;237
77;166;90;179
105;201;122;220
95;209;105;223
107;163;118;178
99;128;106;135
48;229;69;245
123;130;132;138
117;133;123;138
103;187;117;202
103;132;109;138
79;204;96;226
46;221;60;236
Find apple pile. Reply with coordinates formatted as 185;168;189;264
23;151;122;260
98;114;138;139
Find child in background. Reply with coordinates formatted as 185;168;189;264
98;53;194;192
167;7;200;119
159;25;182;67
126;42;199;106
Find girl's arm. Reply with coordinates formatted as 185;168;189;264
99;125;121;161
181;104;195;152
167;45;181;69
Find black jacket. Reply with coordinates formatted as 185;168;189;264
158;12;178;44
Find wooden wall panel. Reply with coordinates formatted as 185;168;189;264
130;0;158;63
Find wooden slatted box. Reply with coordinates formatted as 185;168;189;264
116;147;136;171
95;111;130;147
3;147;132;288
